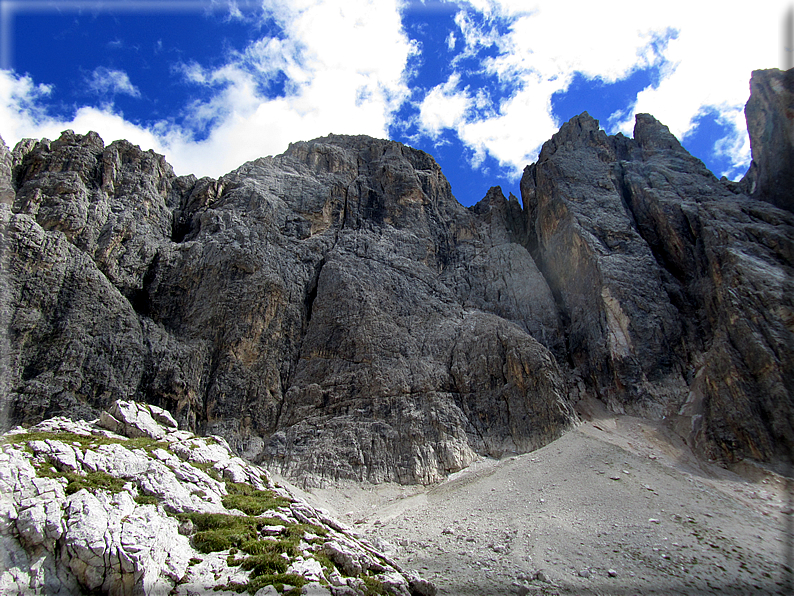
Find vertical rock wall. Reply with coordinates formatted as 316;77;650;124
520;96;794;467
1;68;792;482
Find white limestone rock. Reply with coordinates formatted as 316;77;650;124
0;400;435;595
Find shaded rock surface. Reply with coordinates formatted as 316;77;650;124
0;400;434;595
744;67;794;212
1;68;792;481
521;102;793;467
1;129;574;486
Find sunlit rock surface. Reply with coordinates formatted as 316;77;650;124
0;400;434;595
1;68;792;481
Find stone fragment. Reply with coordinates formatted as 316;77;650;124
300;582;333;595
287;557;326;582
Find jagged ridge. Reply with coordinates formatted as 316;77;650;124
0;68;792;484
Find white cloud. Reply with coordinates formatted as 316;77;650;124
1;0;415;177
0;70;167;152
446;31;456;51
86;67;141;98
158;0;416;175
417;74;470;137
0;0;789;182
413;0;788;179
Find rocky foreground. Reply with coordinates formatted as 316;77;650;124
0;400;435;596
301;400;793;595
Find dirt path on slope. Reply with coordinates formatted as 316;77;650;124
277;409;793;595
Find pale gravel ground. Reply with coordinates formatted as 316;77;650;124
277;401;793;595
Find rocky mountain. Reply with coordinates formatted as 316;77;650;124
0;68;792;485
0;399;436;595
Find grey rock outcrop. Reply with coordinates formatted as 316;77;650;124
1;130;574;486
1;68;792;481
521;102;794;466
0;400;434;595
744;68;794;212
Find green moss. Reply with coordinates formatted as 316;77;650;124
221;481;291;516
134;494;160;506
361;575;388;595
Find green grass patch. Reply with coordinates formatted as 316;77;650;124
134;494;160;506
36;466;126;495
2;430;167;455
239;553;289;575
361;575;388;595
175;512;288;554
2;431;93;449
187;461;222;481
312;551;336;575
284;522;328;539
222;481;291;516
215;573;306;594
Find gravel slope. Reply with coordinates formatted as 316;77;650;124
280;403;793;595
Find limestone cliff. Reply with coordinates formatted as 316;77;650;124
522;107;793;467
0;131;574;486
0;400;435;595
1;68;792;483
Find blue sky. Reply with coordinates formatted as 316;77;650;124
1;1;789;207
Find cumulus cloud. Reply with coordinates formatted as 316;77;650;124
85;67;141;98
0;69;166;152
1;0;415;177
156;0;416;175
411;0;786;179
0;0;788;181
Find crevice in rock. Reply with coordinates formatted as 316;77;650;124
305;258;324;324
608;160;708;360
127;254;160;318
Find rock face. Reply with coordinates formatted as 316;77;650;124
744;67;794;212
0;400;435;595
521;106;794;466
1;131;574;486
1;68;792;481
